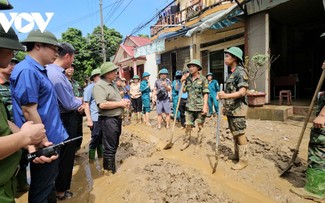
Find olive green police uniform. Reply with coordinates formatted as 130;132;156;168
224;66;249;136
0;99;21;203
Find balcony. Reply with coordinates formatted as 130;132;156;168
150;0;234;37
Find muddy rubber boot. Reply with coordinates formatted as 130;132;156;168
229;139;239;161
290;168;325;201
231;144;248;170
103;158;114;176
97;145;103;158
180;126;191;151
89;149;96;163
196;127;203;144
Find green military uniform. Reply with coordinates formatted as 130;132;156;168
70;79;83;97
0;78;12;121
224;66;249;136
304;94;325;197
69;79;84;150
184;74;210;125
0;99;21;203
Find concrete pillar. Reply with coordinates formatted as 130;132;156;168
119;66;123;78
133;60;137;75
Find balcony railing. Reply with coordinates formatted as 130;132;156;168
150;0;233;37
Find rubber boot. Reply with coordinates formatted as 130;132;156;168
103;158;114;176
89;149;96;161
231;144;248;170
229;139;239;161
180;126;191;151
97;145;103;158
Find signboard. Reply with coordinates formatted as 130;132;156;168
246;0;290;15
134;39;165;58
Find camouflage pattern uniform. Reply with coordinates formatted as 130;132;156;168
224;66;249;136
70;79;84;150
182;74;209;148
303;94;325;197
0;78;12;121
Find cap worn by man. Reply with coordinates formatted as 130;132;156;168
224;47;243;62
187;59;202;70
0;26;25;51
100;62;118;76
142;72;150;78
0;0;12;10
159;68;169;75
22;29;61;48
90;69;101;80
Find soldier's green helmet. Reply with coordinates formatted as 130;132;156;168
100;62;118;76
224;47;243;62
187;59;202;70
206;72;213;77
133;75;140;80
159;68;169;75
22;29;60;47
142;72;150;78
0;0;13;10
90;69;101;79
0;26;25;51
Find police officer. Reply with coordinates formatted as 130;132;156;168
140;72;151;126
290;36;325;201
218;47;249;170
172;70;183;121
206;72;219;117
93;62;130;175
180;59;209;151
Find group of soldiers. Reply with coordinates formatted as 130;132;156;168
1;0;325;202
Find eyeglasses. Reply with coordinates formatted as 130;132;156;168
42;44;59;53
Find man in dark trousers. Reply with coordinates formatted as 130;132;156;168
47;42;83;200
93;62;130;175
10;29;65;202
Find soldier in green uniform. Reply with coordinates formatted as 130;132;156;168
180;59;209;151
93;62;130;175
218;47;249;170
290;61;325;201
0;1;47;202
65;63;84;151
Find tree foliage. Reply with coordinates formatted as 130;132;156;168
60;26;123;85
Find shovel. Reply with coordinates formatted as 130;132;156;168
163;81;185;150
280;69;325;176
212;84;223;174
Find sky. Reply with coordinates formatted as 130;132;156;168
2;0;173;40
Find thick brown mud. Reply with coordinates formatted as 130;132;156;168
17;114;315;203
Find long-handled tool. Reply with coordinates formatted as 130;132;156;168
212;84;223;174
280;69;325;176
163;81;185;150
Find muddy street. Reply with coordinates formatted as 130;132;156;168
17;115;314;203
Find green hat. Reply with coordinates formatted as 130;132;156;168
187;59;202;70
22;29;60;46
100;62;118;76
321;33;325;39
159;68;168;75
142;72;150;78
0;26;25;51
224;47;243;62
206;72;213;77
0;0;12;10
133;75;140;80
90;69;101;79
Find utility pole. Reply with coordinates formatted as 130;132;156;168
100;0;106;62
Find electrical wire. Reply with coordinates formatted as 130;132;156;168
108;0;134;26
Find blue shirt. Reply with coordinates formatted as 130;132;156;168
10;55;68;144
208;79;220;95
83;83;99;121
46;64;82;113
172;79;181;98
140;80;150;98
